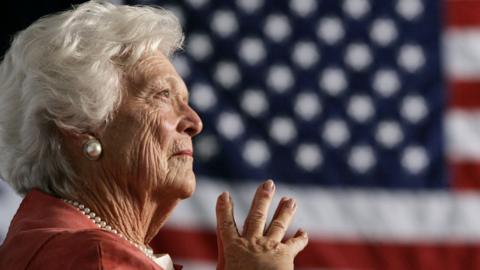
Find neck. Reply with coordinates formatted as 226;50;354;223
71;179;179;245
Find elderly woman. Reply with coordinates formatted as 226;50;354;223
0;1;308;270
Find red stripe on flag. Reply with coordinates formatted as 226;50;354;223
446;0;480;28
152;227;480;269
450;161;480;190
152;227;218;262
448;81;480;109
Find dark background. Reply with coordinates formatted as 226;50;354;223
0;0;86;57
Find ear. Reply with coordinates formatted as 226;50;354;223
58;128;99;148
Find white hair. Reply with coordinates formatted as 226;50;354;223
0;0;184;196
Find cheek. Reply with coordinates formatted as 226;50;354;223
113;106;195;197
135;121;171;185
116;111;171;192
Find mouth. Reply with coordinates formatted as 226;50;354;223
172;150;193;158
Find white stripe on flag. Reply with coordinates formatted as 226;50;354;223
446;110;480;160
444;29;480;79
166;177;480;242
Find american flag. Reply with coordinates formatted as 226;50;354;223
2;0;480;269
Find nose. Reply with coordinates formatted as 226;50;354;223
178;103;203;137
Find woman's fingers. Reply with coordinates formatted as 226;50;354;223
216;185;308;270
265;197;296;242
242;180;275;238
216;192;239;242
285;229;309;255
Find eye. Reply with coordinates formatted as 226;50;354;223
154;89;171;99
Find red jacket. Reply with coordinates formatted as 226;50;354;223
0;189;182;270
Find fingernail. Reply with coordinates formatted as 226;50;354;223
263;180;274;192
286;198;296;209
221;192;229;203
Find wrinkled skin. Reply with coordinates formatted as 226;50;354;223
216;180;309;270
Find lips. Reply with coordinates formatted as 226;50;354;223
172;150;193;157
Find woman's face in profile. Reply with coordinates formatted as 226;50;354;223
99;52;203;200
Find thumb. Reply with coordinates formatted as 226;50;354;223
216;192;238;270
216;224;225;270
215;192;238;243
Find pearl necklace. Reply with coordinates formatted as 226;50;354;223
62;199;155;260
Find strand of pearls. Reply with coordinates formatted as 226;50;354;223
62;199;155;260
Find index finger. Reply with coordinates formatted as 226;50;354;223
216;191;239;242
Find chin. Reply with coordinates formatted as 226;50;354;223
176;172;196;199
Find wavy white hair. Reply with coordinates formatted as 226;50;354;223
0;1;184;196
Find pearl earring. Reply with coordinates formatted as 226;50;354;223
83;138;102;160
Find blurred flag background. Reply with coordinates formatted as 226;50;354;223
2;0;480;269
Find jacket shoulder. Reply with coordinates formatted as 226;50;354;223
28;229;160;270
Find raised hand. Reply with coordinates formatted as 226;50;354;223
216;180;308;270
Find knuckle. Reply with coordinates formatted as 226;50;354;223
232;237;246;246
270;220;287;231
279;204;295;215
224;237;243;251
284;205;296;213
247;237;264;252
247;218;262;227
254;237;264;246
289;237;308;251
249;209;266;221
220;219;235;229
264;239;281;251
256;187;273;199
